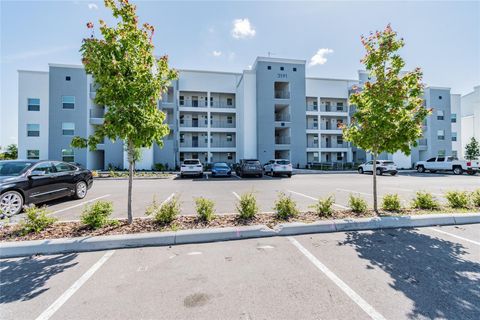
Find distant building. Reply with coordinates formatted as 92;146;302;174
460;86;480;158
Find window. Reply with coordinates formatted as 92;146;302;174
192;96;198;107
336;102;344;111
337;136;343;144
179;96;184;106
439;96;442;100
227;98;233;106
437;110;444;120
179;153;184;162
28;98;40;111
446;157;453;162
62;96;75;109
33;162;55;174
210;97;213;106
66;76;71;81
280;67;284;71
226;134;232;142
54;162;76;172
180;134;185;143
27;124;40;137
438;150;446;157
192;153;198;159
227;153;233;160
179;115;184;125
227;116;233;124
451;113;457;123
27;150;39;159
293;67;297;72
452;132;457;142
274;82;290;99
267;66;271;70
426;158;436;162
62;149;75;162
62;122;75;135
437;130;445;140
337;152;343;160
452;150;458;158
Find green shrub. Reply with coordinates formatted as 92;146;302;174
349;194;368;213
81;201;115;229
153;163;165;171
236;192;259;220
381;194;402;212
274;192;299;220
471;189;480;207
310;196;335;217
411;191;440;210
146;196;180;224
445;191;469;209
195;197;216;222
20;205;57;235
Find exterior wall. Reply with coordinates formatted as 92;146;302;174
18;71;49;160
450;94;462;158
48;65;88;166
461;86;480;159
236;70;257;159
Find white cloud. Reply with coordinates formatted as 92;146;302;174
309;48;334;66
231;18;256;39
212;50;222;57
88;3;98;10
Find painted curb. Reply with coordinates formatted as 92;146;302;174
1;213;479;259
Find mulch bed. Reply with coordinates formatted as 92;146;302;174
0;210;378;242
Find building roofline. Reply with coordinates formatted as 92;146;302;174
177;69;241;76
425;86;451;91
48;63;84;69
18;70;48;74
306;76;358;82
252;56;306;70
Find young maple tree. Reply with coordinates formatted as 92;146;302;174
71;0;177;223
464;137;480;160
344;24;429;213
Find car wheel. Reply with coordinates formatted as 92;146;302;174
390;172;397;176
180;173;184;179
287;173;292;178
453;167;463;175
0;191;24;217
358;167;364;174
376;169;382;176
467;171;476;175
73;181;88;199
417;165;425;173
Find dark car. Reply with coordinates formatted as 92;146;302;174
0;160;94;217
235;159;263;178
211;162;232;177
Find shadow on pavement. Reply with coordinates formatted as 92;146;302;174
0;253;78;304
341;229;480;320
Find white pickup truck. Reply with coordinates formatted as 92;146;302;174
415;156;479;175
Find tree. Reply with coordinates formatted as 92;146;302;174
71;0;177;224
465;137;480;160
1;144;18;160
344;24;429;213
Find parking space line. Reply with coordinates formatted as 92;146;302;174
51;194;111;215
288;237;386;320
288;190;349;209
232;191;240;200
429;228;480;246
35;250;115;320
336;188;372;197
161;193;176;205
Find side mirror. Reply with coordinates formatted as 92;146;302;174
30;170;46;177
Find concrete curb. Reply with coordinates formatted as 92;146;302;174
1;213;479;259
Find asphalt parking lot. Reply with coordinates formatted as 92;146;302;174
8;171;480;222
1;223;479;320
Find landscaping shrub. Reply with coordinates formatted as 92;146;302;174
236;192;258;220
471;189;480;207
81;201;116;229
445;190;469;209
349;194;368;213
274;192;299;219
153;163;165;171
20;205;57;235
146;196;180;224
310;196;335;217
381;194;402;212
411;191;440;210
195;197;216;222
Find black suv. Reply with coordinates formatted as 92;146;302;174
235;159;263;178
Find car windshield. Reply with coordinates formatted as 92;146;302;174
184;160;200;165
245;160;260;165
382;161;394;165
0;161;32;176
214;163;229;168
276;160;290;165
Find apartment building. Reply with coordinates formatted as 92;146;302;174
17;57;457;170
460;86;480;158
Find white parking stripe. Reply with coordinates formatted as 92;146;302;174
161;193;175;206
51;194;111;215
287;190;349;210
35;250;115;320
429;228;480;246
336;188;372;197
288;237;386;320
232;191;241;200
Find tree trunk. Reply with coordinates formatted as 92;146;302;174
127;141;134;224
372;153;378;214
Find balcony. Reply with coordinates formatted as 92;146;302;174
179;141;208;148
89;108;105;125
320;105;347;113
275;90;290;99
275;136;291;145
306;123;319;130
211;101;235;109
211;120;235;129
322;142;349;148
306;104;318;112
211;141;236;148
179;120;208;129
307;142;319;148
179;101;208;108
275;114;291;122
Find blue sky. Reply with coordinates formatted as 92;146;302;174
1;0;479;147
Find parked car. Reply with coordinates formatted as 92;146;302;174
0;160;93;217
415;156;479;175
180;159;204;178
263;159;292;177
211;162;232;177
235;159;263;178
358;160;398;176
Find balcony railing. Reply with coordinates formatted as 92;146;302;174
306;104;318;111
306;123;319;129
307;142;319;148
211;141;236;148
418;139;428;146
275;137;291;145
211;121;235;128
180;141;208;148
275;114;291;122
275;90;290;99
321;142;349;148
179;121;208;128
179;101;208;108
321;124;343;130
211;101;235;109
320;105;347;112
